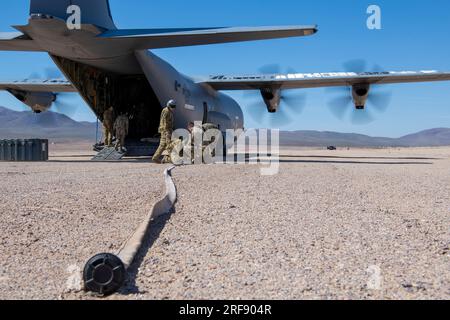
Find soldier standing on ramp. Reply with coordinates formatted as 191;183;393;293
103;106;115;147
152;100;176;164
114;113;130;153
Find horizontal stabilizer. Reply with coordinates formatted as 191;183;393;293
97;25;318;49
0;32;43;52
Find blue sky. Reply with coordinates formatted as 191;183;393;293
1;0;450;137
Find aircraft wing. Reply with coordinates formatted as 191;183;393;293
0;32;43;52
0;79;77;93
197;70;450;90
97;26;318;49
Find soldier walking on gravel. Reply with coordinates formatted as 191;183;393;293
114;113;129;153
152;100;176;164
103;106;115;147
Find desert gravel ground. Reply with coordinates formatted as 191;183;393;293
0;147;449;299
0;147;167;300
121;147;449;300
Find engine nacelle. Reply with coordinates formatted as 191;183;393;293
7;89;55;113
352;84;370;110
260;88;281;113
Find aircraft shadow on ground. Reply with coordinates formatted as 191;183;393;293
46;159;434;165
278;155;442;160
276;159;434;165
50;155;96;158
46;153;439;165
119;207;176;296
47;158;152;164
240;154;436;165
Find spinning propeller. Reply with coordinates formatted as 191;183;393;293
326;60;392;124
28;68;78;119
244;64;307;127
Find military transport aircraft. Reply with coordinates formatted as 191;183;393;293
1;0;450;142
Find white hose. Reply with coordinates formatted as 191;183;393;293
117;166;177;269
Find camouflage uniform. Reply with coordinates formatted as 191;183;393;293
152;106;174;162
161;139;183;164
103;107;114;147
114;114;129;152
164;122;220;165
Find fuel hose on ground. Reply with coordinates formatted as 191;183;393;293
82;166;177;296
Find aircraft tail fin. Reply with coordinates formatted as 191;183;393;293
30;0;116;30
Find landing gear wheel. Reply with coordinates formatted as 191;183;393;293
83;253;126;296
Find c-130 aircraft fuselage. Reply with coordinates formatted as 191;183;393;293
19;0;244;140
5;0;448;143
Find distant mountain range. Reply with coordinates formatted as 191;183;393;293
1;106;450;147
0;106;97;141
279;129;450;147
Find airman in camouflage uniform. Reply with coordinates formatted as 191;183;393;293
103;106;114;147
161;138;183;164
152;100;176;163
163;122;221;165
114;114;129;153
